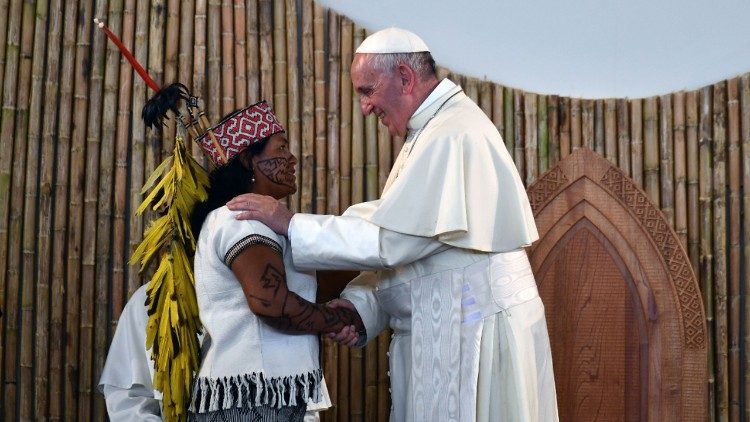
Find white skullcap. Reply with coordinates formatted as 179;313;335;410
355;27;430;54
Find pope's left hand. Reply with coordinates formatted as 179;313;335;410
226;193;294;235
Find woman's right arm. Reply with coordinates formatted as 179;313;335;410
230;244;364;334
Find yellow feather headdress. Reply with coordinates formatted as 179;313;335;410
95;18;210;421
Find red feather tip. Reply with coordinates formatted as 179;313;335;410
94;18;160;92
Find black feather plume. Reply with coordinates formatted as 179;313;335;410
142;82;192;129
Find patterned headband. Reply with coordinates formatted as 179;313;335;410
195;101;285;167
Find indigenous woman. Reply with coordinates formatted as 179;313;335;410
187;102;362;421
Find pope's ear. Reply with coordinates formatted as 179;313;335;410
397;64;416;92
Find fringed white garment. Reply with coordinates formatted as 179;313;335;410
191;207;329;417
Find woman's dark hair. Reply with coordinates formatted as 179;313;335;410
190;137;269;236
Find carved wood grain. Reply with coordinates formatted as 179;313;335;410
527;148;708;422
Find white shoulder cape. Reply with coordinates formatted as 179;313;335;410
348;85;538;252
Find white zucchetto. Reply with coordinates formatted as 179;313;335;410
355;27;430;54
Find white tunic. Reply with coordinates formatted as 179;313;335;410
191;207;329;414
287;80;558;421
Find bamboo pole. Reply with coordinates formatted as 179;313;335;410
643;97;660;205
513;90;524;178
350;26;364;206
377;123;391;193
339;17;352;210
570;98;581;151
207;0;221;122
163;0;179;153
234;0;247;106
605;99;617;164
547;95;559;167
20;0;49;417
35;0;62;417
365;338;378;421
698;85;716;418
299;0;313;213
595;100;605;155
245;0;259;103
673;92;688;250
0;0;23;415
631;99;644;188
480;80;492;118
272;0;286;123
741;73;750;422
78;1;110;417
258;0;272;104
538;95;548;175
559;97;571;158
712;81;729;421
616;99;630;176
492;84;504;151
726;77;741;422
179;0;200;161
365;114;378;200
524;93;538;185
327;11;340;214
112;0;137;326
144;0;165;293
128;0;150;296
660;94;674;227
64;0;94;418
0;0;10;105
312;4;326;213
179;0;195;97
92;1;125;419
49;1;78;417
285;0;300;212
465;77;478;103
686;90;700;273
581;99;594;150
503;87;513;156
192;0;207;161
87;1;123;420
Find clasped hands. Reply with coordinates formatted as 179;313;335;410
325;298;362;347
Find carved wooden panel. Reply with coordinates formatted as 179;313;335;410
527;148;707;422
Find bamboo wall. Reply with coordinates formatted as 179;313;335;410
0;0;747;421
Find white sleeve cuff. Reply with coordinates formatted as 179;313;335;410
340;271;389;346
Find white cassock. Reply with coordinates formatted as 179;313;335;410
98;285;331;421
287;79;559;422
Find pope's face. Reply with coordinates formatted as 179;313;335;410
351;54;410;137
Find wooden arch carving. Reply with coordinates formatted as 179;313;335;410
526;148;707;421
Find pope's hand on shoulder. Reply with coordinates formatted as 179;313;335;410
226;193;294;235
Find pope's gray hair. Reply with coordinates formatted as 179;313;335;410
363;52;436;80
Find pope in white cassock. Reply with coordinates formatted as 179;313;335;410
228;27;559;422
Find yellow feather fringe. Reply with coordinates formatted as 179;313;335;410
130;136;209;421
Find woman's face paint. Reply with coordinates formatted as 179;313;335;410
251;133;298;199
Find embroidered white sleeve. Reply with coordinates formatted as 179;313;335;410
223;234;282;267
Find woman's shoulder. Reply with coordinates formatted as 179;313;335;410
207;206;283;246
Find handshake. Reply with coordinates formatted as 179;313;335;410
324;298;363;347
